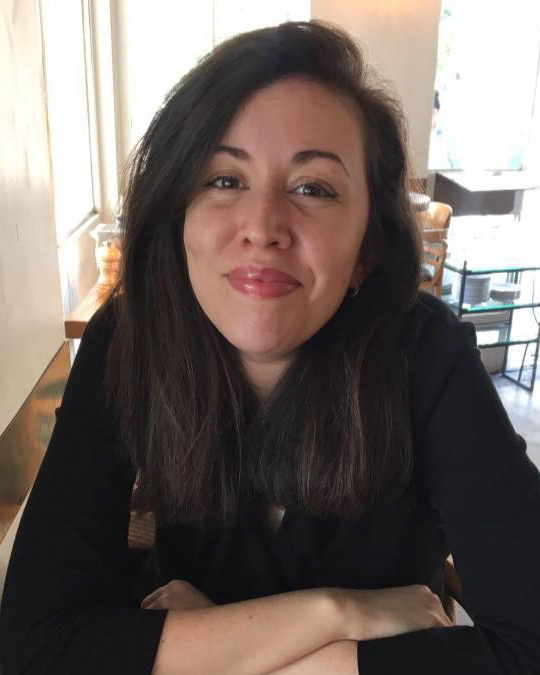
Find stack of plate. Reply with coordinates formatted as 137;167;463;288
490;283;521;302
409;191;431;212
442;281;453;296
462;275;491;305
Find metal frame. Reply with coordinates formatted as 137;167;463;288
450;261;540;392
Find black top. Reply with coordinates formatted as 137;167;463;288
2;293;540;675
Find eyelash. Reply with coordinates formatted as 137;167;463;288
204;175;338;199
204;176;246;191
293;183;337;199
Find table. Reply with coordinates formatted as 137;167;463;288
64;284;104;339
434;170;540;217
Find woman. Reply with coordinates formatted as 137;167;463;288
2;21;540;675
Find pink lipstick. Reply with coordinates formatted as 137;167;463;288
227;266;300;298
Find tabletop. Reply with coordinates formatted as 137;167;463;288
437;170;540;193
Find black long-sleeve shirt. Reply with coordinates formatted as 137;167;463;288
2;292;540;674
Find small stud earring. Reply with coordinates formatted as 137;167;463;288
346;285;359;298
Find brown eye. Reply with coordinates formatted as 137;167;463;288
293;183;336;199
205;176;245;190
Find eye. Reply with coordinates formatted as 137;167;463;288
204;175;246;190
292;183;337;199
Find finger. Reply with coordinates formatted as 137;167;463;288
141;588;166;609
141;593;158;609
436;608;452;627
142;600;164;610
142;579;186;608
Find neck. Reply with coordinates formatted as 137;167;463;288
240;353;294;399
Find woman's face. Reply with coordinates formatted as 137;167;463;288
184;77;370;389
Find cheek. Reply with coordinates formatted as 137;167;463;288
183;210;232;310
310;234;363;286
183;216;211;298
184;206;234;261
307;201;368;275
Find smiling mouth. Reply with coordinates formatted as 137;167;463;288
227;276;300;298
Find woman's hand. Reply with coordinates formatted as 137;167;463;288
141;579;215;611
333;584;454;641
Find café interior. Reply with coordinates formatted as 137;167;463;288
1;0;539;636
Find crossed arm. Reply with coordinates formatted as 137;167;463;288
143;578;453;675
149;587;357;675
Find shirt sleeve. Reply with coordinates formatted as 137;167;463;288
0;307;167;675
356;312;540;674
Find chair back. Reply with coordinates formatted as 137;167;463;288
420;201;453;231
420;228;448;298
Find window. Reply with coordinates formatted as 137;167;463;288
429;0;540;172
39;0;97;241
213;0;310;44
123;0;310;160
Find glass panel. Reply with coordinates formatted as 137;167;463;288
445;266;540;310
476;322;539;348
445;215;540;272
447;298;540;314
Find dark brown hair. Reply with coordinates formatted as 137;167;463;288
105;21;422;527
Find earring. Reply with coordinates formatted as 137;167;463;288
346;286;359;298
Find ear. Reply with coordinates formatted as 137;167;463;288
350;247;378;288
349;262;364;289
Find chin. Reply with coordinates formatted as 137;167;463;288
222;328;296;360
231;338;290;360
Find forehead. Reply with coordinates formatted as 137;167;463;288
219;77;366;170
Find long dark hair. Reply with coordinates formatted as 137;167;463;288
104;21;422;527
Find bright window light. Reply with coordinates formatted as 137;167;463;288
429;0;540;171
40;0;95;241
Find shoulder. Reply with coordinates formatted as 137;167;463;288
84;295;118;340
403;291;476;366
403;292;479;431
63;297;119;401
77;295;119;359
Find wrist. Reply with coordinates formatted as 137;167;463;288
324;587;355;642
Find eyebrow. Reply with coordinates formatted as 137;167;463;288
215;145;249;160
293;149;350;178
214;145;350;178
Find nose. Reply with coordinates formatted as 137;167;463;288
239;190;292;250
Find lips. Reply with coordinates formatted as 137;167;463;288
227;266;300;284
226;266;300;298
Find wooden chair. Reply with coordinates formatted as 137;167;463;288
128;510;155;549
420;228;448;298
419;201;453;231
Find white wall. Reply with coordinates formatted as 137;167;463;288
312;0;442;178
0;0;65;435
